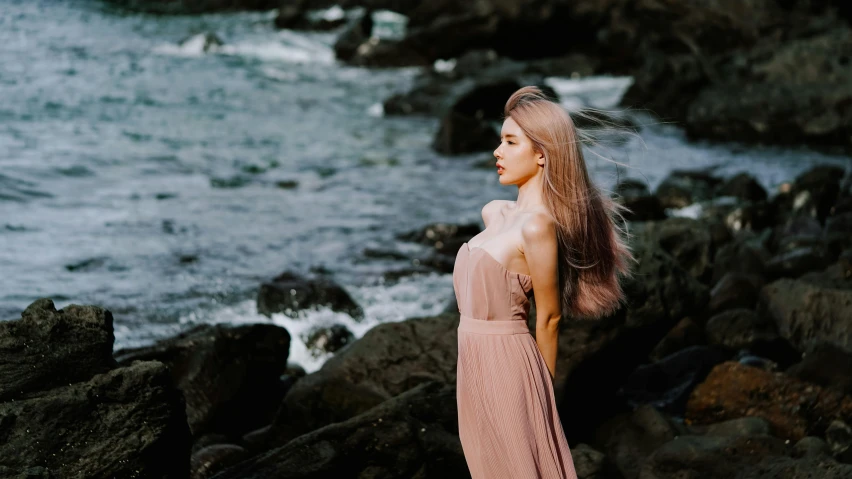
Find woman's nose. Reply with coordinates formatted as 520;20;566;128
493;147;501;159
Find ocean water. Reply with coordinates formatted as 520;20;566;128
1;0;849;372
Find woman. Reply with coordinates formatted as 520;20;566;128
452;86;632;478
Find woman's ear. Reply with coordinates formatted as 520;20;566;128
536;151;545;167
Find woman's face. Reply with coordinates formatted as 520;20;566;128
494;117;544;186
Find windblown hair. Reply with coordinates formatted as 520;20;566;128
504;86;633;319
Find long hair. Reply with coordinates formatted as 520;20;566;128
504;86;633;319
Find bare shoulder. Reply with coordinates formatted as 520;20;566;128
481;200;512;227
520;210;557;246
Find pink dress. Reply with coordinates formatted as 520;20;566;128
453;242;578;479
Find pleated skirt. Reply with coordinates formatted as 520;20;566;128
456;314;578;479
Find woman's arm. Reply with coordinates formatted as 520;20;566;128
521;214;561;380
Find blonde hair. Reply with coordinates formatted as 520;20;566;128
505;86;633;319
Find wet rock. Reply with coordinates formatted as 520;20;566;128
303;323;355;357
265;312;459;448
759;277;852;351
257;270;364;320
621;346;732;415
191;444;248;479
717;173;768;203
705;308;779;351
595;404;681;479
0;298;115;401
654;170;722;209
709;272;764;313
114;323;291;438
211;381;468;479
648;317;704;362
0;360;190;478
685;361;852;440
786;341;852;396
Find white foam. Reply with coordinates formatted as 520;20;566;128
367;102;384;117
125;272;455;374
433;58;456;74
154;30;335;64
545;75;635;110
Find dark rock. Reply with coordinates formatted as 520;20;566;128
686;361;852;440
654;170;722;209
798;260;852;290
760;277;852;351
0;298;115;401
570;443;617;479
765;246;831;279
717;173;768;203
613;178;666;222
826;212;852;254
705;308;779;351
448;79;524;121
826;420;852;464
266;312;459;448
114;323;291;438
432;110;499;155
691;417;773;438
191;444;248;479
648;317;704;362
303;323;355;357
210;381;468;479
793;436;832;458
0;361;190;478
639;434;807;479
332;8;373;63
711;234;771;285
257;271;364;320
621;346;732;415
786;341;852;396
595;404;681;479
192;433;230;454
709;272;764;313
555;234;709;442
634;217;713;282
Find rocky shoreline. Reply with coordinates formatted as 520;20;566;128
3;164;851;478
106;0;852;153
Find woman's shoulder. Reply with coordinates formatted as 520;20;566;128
520;209;556;241
481;200;513;225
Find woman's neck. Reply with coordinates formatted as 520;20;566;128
513;172;546;211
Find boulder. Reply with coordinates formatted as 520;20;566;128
114;323;291;438
595;404;681;479
210;381;468;479
786;341;852;396
257;271;364;320
759;277;852;351
264;312;459;448
0;298;116;401
686;361;852;440
0;360;190;478
709;272;764;313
